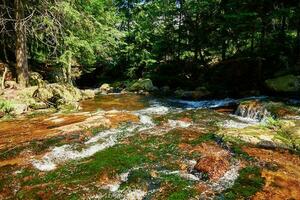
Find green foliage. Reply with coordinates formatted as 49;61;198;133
0;99;14;114
160;174;196;200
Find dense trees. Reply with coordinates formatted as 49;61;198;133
0;0;300;88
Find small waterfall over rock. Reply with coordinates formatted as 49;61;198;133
235;100;270;121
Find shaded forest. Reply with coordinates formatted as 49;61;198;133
1;0;300;95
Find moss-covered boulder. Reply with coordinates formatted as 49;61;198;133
265;74;300;93
29;72;45;87
32;84;82;109
128;79;155;92
99;83;113;94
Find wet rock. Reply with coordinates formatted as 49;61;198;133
4;81;18;89
128;79;155;92
193;142;231;181
235;100;270;121
265;74;300;93
99;83;113;94
29;72;45;87
32;84;82;109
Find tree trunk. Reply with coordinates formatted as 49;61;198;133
15;0;29;87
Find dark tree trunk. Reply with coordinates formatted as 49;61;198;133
15;0;29;87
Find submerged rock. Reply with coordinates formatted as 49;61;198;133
235;100;270;121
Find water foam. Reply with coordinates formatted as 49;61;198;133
32;137;116;171
168;120;192;128
32;101;168;171
169;98;237;109
222;115;260;129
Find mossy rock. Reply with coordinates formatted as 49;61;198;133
265;74;300;93
29;72;45;87
32;84;82;109
128;79;155;92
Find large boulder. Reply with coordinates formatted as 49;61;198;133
265;74;300;93
193;142;231;181
29;72;45;87
99;83;113;94
32;84;82;109
128;79;155;92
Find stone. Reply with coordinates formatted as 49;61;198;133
29;72;45;87
128;79;155;92
4;81;18;89
12;103;28;115
32;84;82;109
99;83;113;94
265;74;300;93
235;100;270;121
193;143;231;181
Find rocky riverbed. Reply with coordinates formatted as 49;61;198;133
0;94;299;199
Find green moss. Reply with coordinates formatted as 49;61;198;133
265;75;300;92
231;145;253;161
189;133;216;146
0;137;65;160
120;169;152;189
217;166;265;200
160;174;196;200
0;99;14;114
23;144;148;186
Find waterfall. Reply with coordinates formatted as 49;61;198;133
235;100;270;121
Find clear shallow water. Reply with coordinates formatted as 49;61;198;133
32;96;264;171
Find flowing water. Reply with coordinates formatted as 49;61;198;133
0;94;300;199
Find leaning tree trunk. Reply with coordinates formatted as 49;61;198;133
15;0;29;87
